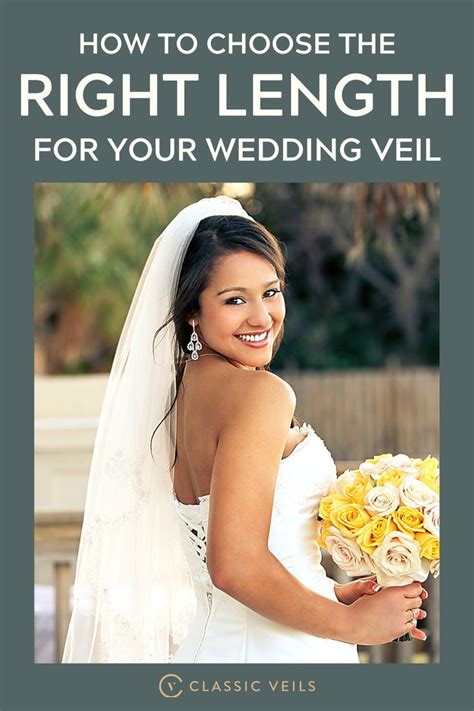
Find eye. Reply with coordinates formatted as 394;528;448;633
224;289;281;306
264;288;281;298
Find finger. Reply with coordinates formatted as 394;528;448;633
411;627;428;642
406;596;423;610
421;587;429;600
359;575;378;587
417;609;428;620
405;609;420;625
403;583;423;598
361;580;379;595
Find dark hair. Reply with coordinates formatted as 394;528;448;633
150;214;297;462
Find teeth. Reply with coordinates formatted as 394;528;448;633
237;331;268;342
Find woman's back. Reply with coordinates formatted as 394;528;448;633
171;359;360;663
173;356;306;505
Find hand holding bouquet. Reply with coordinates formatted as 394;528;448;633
317;453;439;641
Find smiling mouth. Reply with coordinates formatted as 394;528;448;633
235;329;270;344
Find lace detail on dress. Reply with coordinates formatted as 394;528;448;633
174;496;213;612
293;422;314;434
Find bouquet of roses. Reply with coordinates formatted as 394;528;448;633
317;453;439;641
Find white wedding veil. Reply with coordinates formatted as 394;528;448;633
62;195;255;663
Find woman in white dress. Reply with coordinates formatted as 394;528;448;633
62;196;427;664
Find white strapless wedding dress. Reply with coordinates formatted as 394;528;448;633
171;423;360;664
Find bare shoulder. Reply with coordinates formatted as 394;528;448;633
183;357;295;438
241;369;296;410
218;366;296;435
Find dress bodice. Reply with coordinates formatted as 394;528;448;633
172;423;338;610
171;423;360;663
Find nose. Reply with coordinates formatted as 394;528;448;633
247;299;273;329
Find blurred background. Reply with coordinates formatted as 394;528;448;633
34;182;439;663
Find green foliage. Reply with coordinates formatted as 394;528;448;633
248;183;439;370
35;183;212;372
35;183;439;374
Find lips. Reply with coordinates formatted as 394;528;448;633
234;329;271;348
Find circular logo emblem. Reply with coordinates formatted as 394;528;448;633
158;673;184;699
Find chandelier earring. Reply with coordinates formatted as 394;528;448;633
187;319;203;360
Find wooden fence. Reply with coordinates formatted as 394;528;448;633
283;367;439;462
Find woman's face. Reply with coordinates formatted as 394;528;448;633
192;250;286;370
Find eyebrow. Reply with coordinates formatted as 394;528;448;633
217;279;280;296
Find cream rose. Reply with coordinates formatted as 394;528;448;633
390;454;422;476
372;530;429;586
324;526;373;576
331;468;356;491
423;501;440;538
360;455;392;480
399;476;437;510
430;558;440;579
364;483;400;516
360;453;420;480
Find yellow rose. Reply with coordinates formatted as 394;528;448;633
316;519;332;549
418;474;439;494
318;494;349;521
329;503;371;538
377;469;406;488
418;455;439;478
336;470;373;505
415;532;440;560
418;456;440;493
393;506;426;535
356;515;397;554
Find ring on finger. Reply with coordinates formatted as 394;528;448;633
411;609;418;624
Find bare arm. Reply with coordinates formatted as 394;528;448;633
206;371;425;645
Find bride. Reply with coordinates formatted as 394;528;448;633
62;195;427;664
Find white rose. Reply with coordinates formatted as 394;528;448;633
372;531;429;586
325;526;374;576
360;454;420;480
390;454;421;477
360;458;391;480
430;558;440;579
364;483;400;516
423;501;440;538
399;476;437;509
